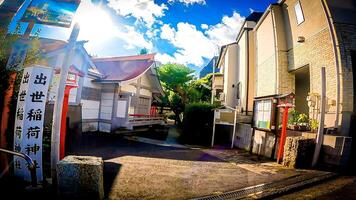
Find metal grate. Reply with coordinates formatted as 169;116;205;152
191;172;336;200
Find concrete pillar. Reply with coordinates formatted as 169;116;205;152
57;156;104;199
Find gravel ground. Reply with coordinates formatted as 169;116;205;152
70;133;326;200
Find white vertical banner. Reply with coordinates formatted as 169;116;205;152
13;65;53;183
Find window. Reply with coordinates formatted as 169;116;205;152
294;1;304;25
253;99;273;130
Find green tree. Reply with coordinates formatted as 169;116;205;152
157;63;194;124
139;48;148;55
188;73;213;103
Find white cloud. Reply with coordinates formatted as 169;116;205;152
160;24;175;40
108;0;168;27
168;0;206;6
205;11;245;46
115;26;153;50
249;8;255;13
201;24;208;30
146;29;159;39
159;22;216;66
158;11;245;66
155;53;176;64
74;1;152;51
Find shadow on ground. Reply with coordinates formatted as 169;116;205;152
68;132;224;162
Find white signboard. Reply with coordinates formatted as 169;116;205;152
13;66;52;183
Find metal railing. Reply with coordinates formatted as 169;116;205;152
0;148;37;187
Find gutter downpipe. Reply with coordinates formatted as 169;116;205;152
321;0;340;130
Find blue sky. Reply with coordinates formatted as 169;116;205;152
8;0;276;73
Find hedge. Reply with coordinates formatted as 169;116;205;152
181;102;217;146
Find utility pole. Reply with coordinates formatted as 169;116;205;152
211;56;216;104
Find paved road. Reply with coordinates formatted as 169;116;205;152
276;176;356;200
69;133;324;200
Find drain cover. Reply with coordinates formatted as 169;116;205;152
191;172;335;200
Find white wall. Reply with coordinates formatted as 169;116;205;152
81;75;101;132
100;92;114;120
81;100;100;119
224;44;239;107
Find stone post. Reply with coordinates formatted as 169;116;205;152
57;156;104;199
283;136;315;168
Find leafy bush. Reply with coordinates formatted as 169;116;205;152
181;102;217;145
297;113;309;124
288;109;299;125
310;119;319;132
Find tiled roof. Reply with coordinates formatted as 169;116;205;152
92;54;155;82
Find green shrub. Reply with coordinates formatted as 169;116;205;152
310;119;319;132
181;102;217;145
288;109;299;125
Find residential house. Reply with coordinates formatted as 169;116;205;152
250;0;356;168
214;0;356;168
213;12;262;150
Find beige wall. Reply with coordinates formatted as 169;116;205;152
213;75;223;90
283;0;328;51
247;31;256;112
281;0;339;130
255;11;277;97
238;31;247;110
140;73;151;87
121;83;136;93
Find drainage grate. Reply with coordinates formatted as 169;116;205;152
191;172;335;200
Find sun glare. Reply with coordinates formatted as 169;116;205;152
73;3;115;43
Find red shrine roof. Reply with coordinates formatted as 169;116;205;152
92;53;156;82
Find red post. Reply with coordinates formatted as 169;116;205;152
0;72;17;172
59;85;76;160
277;107;289;163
